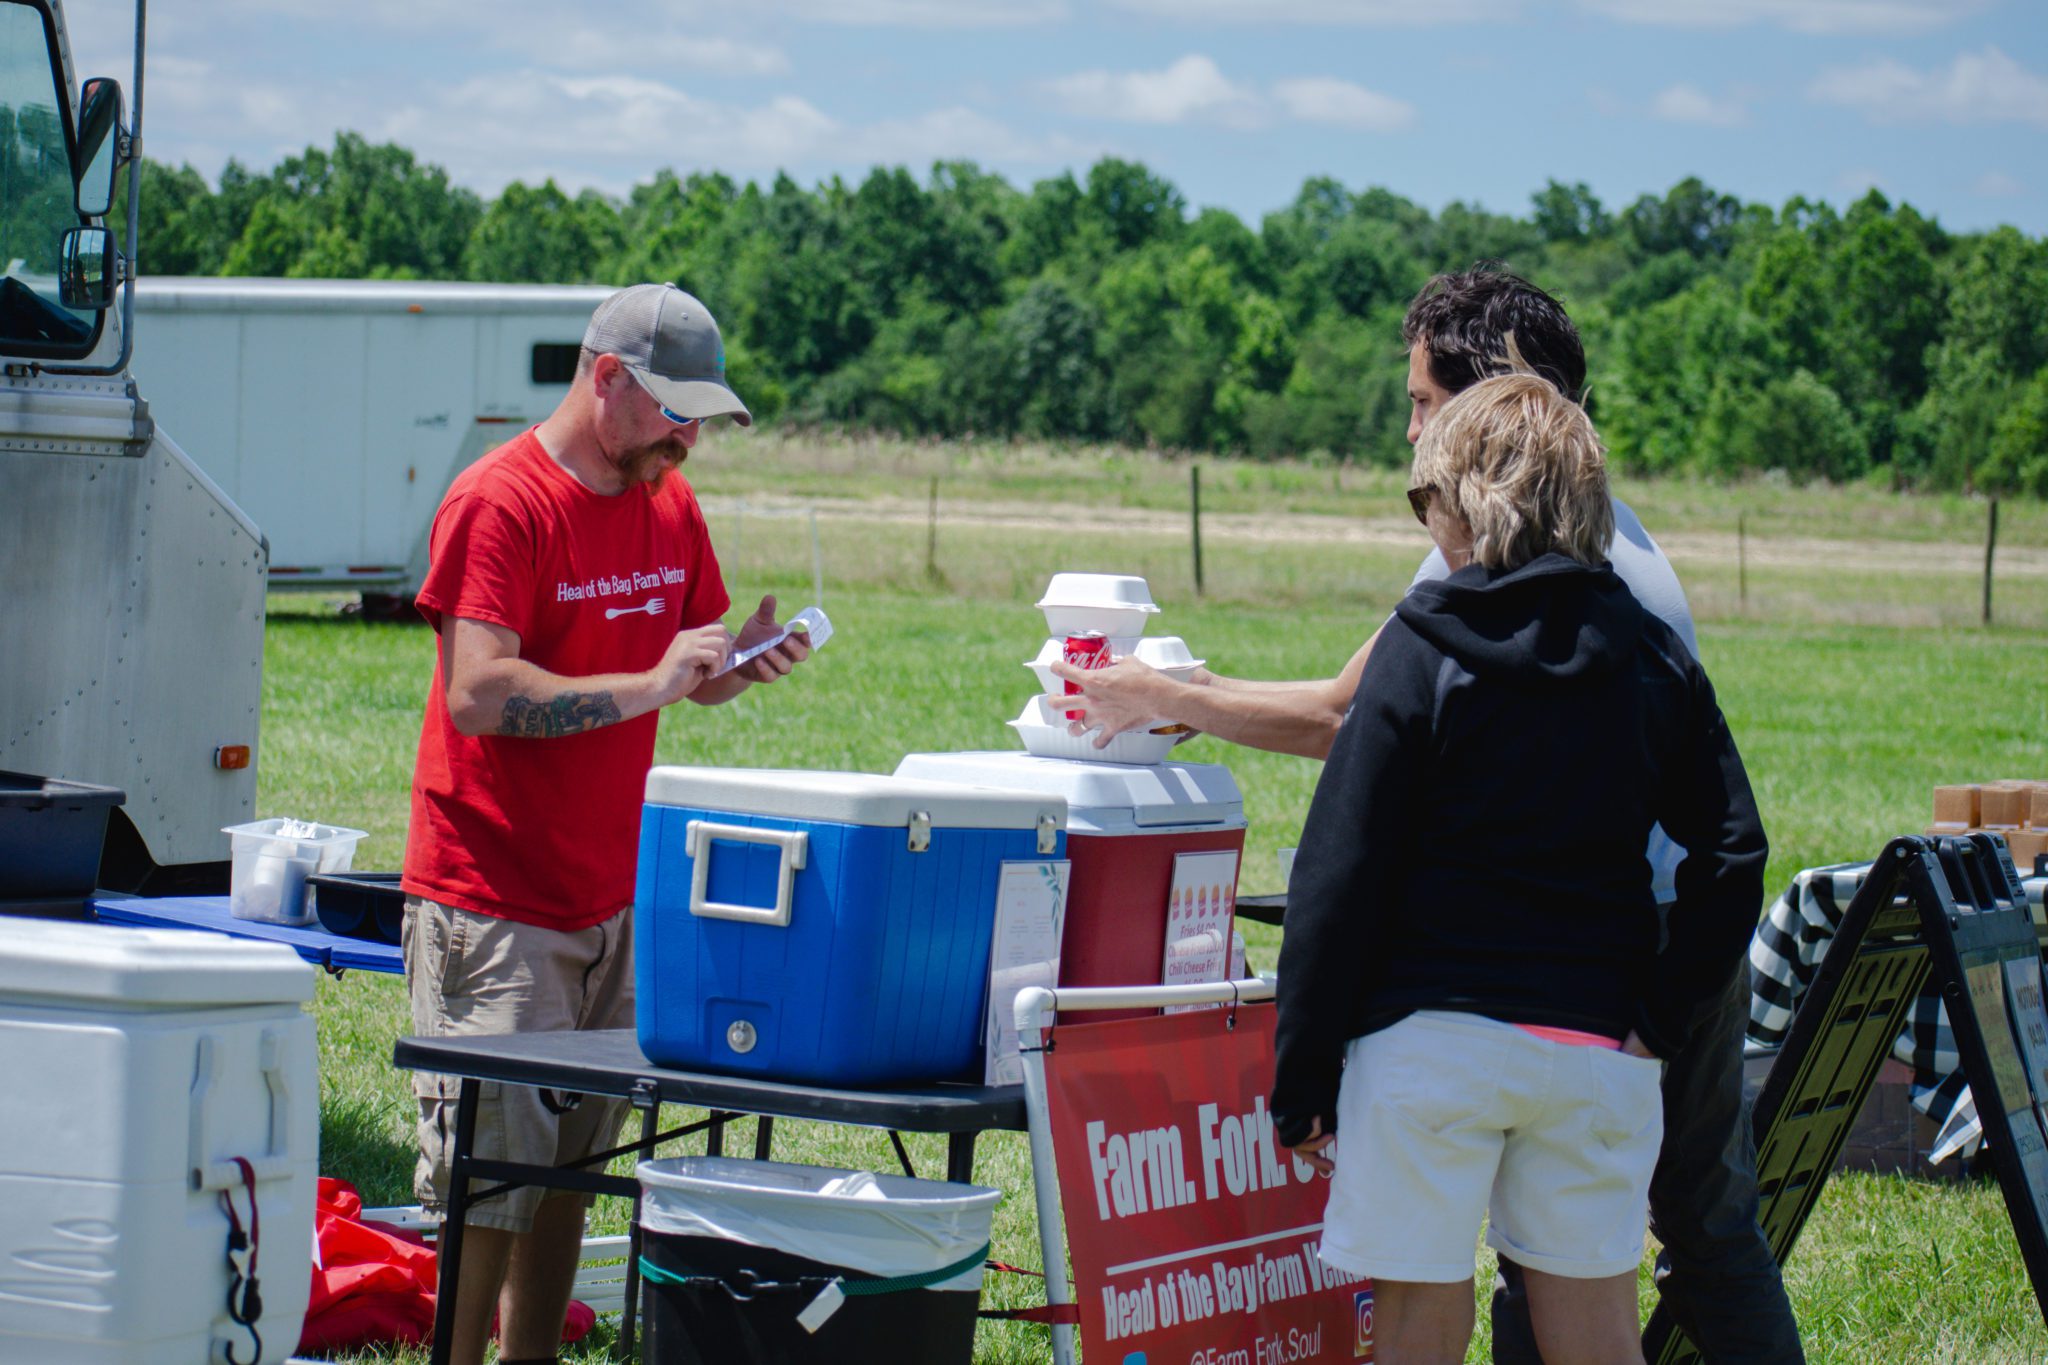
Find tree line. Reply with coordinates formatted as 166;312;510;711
122;132;2048;494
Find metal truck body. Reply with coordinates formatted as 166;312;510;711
0;0;262;889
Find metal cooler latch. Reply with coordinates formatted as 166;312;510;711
1036;813;1058;855
907;810;931;853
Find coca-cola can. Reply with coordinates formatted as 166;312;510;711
1062;632;1111;695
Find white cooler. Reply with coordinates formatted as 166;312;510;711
0;921;319;1364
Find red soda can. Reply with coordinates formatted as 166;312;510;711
1062;632;1111;695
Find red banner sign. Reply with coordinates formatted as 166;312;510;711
1044;1002;1372;1363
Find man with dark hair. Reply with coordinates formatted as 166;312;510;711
1055;265;1803;1364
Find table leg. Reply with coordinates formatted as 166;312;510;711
707;1111;724;1157
619;1091;659;1363
430;1077;482;1365
947;1132;976;1184
754;1115;774;1161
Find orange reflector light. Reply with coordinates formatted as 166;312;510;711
214;745;251;771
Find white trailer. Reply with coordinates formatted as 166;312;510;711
129;276;614;602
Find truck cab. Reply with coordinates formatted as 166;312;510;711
0;0;265;893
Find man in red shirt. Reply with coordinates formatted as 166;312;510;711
400;284;808;1365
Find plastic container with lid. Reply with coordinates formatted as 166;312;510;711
0;920;317;1363
894;752;1244;1020
223;817;368;925
635;767;1067;1084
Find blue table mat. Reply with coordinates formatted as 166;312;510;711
91;893;402;975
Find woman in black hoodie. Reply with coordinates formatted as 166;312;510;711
1273;372;1767;1365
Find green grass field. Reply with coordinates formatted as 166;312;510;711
266;445;2047;1362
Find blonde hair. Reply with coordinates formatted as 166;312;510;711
1411;351;1613;571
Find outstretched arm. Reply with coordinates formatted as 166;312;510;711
1050;623;1384;760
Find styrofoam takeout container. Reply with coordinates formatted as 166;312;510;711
1026;634;1204;693
1007;696;1179;766
1036;573;1160;640
1023;636;1141;693
223;817;367;925
1131;636;1205;678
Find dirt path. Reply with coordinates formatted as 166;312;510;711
702;493;2048;579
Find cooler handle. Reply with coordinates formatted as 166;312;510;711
685;821;809;927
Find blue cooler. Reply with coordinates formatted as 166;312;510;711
635;768;1067;1085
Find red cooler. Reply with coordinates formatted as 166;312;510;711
892;752;1244;1018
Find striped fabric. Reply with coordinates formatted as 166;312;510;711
1746;859;2048;1160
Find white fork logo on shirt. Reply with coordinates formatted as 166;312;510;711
606;597;666;620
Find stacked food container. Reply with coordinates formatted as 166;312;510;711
1008;573;1206;764
903;571;1249;1020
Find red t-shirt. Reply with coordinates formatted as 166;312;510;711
401;430;730;931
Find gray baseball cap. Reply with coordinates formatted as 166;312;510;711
583;283;751;426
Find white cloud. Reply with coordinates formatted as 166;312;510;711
1580;0;1985;34
1048;55;1265;128
1973;170;2023;198
376;75;1087;198
1047;58;1417;134
1271;77;1416;131
1810;47;2048;126
492;30;790;77
845;108;1097;168
1650;83;1752;128
1108;0;1512;21
776;0;1066;24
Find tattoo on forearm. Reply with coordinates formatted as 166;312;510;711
499;691;623;737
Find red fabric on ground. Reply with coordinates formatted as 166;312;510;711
298;1178;595;1353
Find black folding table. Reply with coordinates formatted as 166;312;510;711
391;1027;1027;1364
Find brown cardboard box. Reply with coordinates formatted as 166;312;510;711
1980;784;2027;830
2021;782;2048;829
2005;829;2048;877
1932;784;1981;832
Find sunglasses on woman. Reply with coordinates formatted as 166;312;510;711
1406;485;1436;525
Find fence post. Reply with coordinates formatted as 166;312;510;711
926;476;940;584
1738;512;1747;610
1190;464;1205;598
1984;497;1999;626
810;508;824;606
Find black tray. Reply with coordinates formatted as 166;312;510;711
308;871;405;944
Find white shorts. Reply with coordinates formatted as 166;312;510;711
1318;1010;1663;1283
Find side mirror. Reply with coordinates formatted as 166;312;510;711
75;77;124;218
59;227;116;310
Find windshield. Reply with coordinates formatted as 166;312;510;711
0;0;97;357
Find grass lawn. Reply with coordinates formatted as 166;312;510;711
261;452;2046;1363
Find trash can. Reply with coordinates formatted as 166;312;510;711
636;1156;1001;1365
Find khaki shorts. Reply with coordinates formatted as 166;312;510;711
404;896;637;1234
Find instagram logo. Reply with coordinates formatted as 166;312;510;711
1353;1286;1375;1358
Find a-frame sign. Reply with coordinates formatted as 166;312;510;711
1647;833;2048;1364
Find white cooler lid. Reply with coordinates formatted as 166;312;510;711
892;753;1243;834
643;766;1066;831
0;920;317;1007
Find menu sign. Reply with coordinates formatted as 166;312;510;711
1162;849;1240;1013
985;860;1070;1085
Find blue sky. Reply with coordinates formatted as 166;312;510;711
65;0;2048;235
